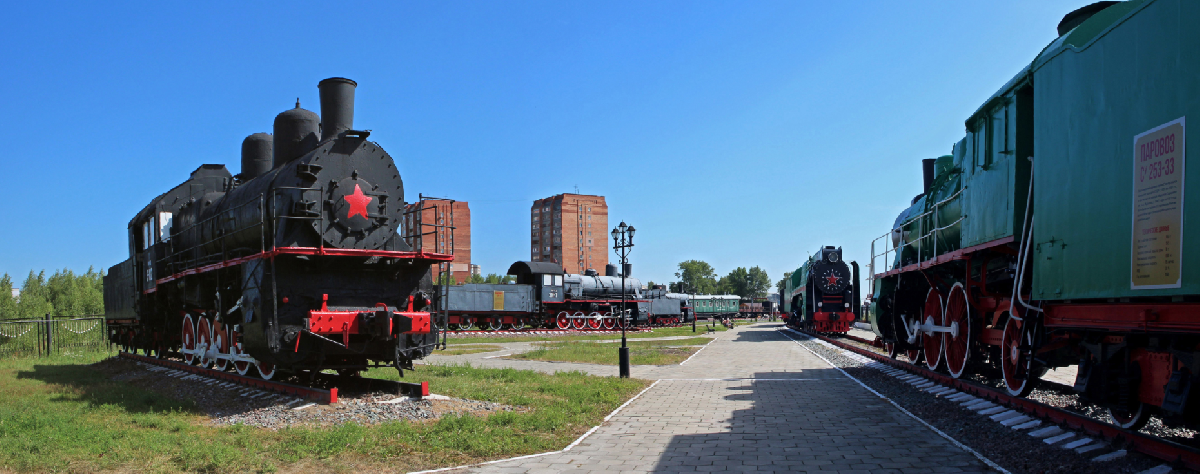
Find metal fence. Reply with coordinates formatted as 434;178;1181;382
0;315;108;357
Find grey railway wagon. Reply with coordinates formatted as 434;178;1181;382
444;284;534;313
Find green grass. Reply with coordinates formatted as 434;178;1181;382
436;344;504;356
511;337;714;366
0;350;649;473
449;323;728;345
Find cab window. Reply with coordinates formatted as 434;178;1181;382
542;274;552;286
554;275;563;286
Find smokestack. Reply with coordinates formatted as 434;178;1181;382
922;158;936;195
318;77;357;141
240;133;272;180
605;264;618;277
622;263;632;277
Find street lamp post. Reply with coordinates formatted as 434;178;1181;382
611;221;635;378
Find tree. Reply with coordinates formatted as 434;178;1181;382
436;272;458;286
776;271;793;297
0;274;16;319
717;267;746;296
466;273;486;284
483;273;514;284
673;260;717;294
16;271;52;319
746;266;772;300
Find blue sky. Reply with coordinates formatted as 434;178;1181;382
1;1;1083;290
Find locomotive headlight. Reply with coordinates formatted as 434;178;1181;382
817;302;823;308
845;303;850;308
828;252;840;263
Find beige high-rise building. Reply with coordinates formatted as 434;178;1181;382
531;194;608;274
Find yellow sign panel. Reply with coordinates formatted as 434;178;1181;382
493;291;505;311
1132;117;1185;289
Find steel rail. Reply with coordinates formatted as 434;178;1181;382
119;351;339;403
803;330;1200;471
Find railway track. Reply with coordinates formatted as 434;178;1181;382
799;328;1200;471
118;351;427;404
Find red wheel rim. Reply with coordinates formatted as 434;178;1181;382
212;323;230;371
944;284;971;378
256;361;276;380
603;318;616;330
922;289;943;371
230;329;251;375
1001;316;1032;396
557;314;570;329
588;317;601;330
181;314;197;365
196;317;214;368
572;317;586;330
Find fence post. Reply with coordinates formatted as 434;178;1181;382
44;313;52;357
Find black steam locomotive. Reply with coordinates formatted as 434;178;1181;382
783;246;861;333
103;78;449;379
441;262;691;330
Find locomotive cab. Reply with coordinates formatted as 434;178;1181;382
506;261;566;307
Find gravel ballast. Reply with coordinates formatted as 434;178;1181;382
785;330;1172;474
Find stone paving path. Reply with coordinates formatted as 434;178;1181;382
440;323;998;473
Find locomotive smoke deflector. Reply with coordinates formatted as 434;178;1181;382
318;77;357;141
240;132;272;180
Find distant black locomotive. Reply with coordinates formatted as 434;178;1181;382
784;246;860;333
104;78;449;379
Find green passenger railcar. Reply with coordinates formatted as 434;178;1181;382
690;295;740;319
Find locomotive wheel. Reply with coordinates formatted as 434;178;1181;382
603;318;616;330
230;328;251;376
511;319;526;331
587;313;602;330
1001;316;1037;397
944;283;972;378
181;314;198;365
487;319;503;331
557;313;570;330
922;289;944;371
572;317;586;330
212;323;230;372
196;316;214;368
1109;402;1153;431
885;341;898;359
256;360;277;380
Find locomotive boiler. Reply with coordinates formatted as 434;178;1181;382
104;78;450;380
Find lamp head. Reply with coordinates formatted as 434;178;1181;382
610;227;619;241
627;225;635;239
619;221;627;231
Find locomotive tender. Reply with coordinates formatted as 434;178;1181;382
784;246;860;333
441;262;691;330
868;0;1200;429
104;78;449;379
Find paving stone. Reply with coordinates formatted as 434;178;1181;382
452;324;994;474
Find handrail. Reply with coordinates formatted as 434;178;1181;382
867;186;967;293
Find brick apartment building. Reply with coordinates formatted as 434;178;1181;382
531;194;608;274
403;199;473;283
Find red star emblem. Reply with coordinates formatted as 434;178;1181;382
343;183;373;219
825;274;840;286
